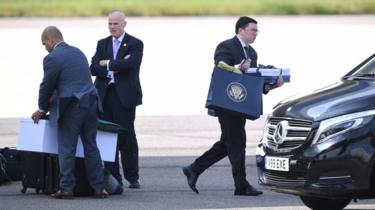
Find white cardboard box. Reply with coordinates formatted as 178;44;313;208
245;68;290;76
17;118;117;162
245;68;291;83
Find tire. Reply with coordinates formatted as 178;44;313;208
300;196;351;210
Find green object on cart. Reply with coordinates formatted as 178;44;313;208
97;120;127;134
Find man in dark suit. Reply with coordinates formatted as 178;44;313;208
90;10;143;189
182;16;284;196
31;26;107;199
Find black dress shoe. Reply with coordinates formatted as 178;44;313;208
234;186;263;196
182;165;199;194
129;180;140;189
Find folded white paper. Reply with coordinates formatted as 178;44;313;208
17;118;118;162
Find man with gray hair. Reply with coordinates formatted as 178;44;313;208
90;10;144;189
32;26;107;199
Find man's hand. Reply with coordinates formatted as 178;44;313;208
31;110;45;124
99;60;109;67
265;75;285;92
275;75;285;88
239;58;251;71
271;75;284;90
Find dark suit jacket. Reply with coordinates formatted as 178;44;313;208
38;42;100;126
211;36;266;118
214;36;257;67
214;35;269;94
90;33;143;108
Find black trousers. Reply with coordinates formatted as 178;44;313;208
192;111;250;190
101;85;139;184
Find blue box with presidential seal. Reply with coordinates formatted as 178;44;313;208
205;67;264;119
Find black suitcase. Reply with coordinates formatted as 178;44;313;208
0;147;22;181
20;151;59;194
0;153;11;185
73;158;94;196
20;150;98;196
44;155;59;194
74;158;124;195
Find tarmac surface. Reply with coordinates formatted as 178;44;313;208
1;116;375;210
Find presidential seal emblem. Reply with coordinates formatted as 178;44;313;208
227;82;247;102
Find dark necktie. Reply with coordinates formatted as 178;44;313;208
244;46;251;59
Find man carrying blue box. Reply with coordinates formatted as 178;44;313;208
183;16;284;196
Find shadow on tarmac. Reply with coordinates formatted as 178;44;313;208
1;156;375;210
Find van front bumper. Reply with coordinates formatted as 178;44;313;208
256;141;375;199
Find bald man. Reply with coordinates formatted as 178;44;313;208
90;10;144;189
32;26;107;199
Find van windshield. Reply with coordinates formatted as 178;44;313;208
345;56;375;79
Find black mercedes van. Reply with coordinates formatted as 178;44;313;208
256;54;375;210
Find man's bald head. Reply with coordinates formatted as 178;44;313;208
108;10;127;38
109;10;126;21
41;26;64;53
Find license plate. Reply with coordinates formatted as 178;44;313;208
265;156;289;172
